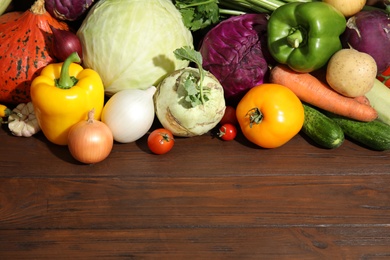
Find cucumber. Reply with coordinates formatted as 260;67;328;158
301;103;344;149
326;113;390;151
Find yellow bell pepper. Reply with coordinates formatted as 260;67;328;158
31;52;105;145
0;104;12;117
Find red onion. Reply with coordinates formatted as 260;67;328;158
50;25;83;62
341;10;390;73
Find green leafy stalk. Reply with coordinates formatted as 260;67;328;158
233;0;285;11
174;0;322;32
218;2;268;13
218;0;321;13
174;46;208;106
218;8;247;15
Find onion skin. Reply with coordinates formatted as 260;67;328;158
45;0;94;21
51;25;83;62
67;109;113;164
341;10;390;73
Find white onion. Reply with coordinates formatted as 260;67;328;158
101;86;156;143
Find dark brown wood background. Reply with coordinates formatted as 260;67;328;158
1;121;390;259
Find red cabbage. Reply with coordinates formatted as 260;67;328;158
45;0;95;21
199;14;270;105
341;10;390;73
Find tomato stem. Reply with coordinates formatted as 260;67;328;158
246;107;263;127
160;133;174;144
218;126;227;137
379;74;390;85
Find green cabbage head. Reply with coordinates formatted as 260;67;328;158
77;0;193;95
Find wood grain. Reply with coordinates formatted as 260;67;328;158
1;124;390;259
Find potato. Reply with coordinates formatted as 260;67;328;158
326;48;377;97
322;0;366;17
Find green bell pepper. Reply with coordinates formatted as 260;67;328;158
267;2;346;73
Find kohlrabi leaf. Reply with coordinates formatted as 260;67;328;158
174;46;203;69
174;46;208;106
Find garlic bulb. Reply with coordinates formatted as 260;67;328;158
8;102;41;137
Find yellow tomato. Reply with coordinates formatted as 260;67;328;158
236;83;304;148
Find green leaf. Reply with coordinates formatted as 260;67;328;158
179;9;195;29
174;47;210;107
183;72;203;107
174;0;220;32
174;46;203;69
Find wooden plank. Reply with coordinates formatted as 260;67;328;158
1;175;390;229
1;130;390;178
2;120;390;258
0;228;389;259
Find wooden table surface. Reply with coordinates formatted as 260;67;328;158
1;120;390;259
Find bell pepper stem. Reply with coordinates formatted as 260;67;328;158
56;52;81;89
287;28;304;48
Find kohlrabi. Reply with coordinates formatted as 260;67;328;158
154;46;226;137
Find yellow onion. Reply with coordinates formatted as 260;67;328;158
68;109;113;164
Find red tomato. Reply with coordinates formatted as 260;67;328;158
219;106;238;125
218;123;237;141
377;66;390;87
147;128;175;155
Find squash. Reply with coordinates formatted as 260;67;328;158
0;0;69;104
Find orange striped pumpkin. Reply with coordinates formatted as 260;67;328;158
0;0;69;104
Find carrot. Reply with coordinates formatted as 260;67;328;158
269;65;378;122
311;68;372;105
354;96;371;106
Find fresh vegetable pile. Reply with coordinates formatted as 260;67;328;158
1;0;390;164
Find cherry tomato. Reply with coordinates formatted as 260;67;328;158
218;123;237;141
147;128;175;155
377;66;390;88
219;106;238;125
